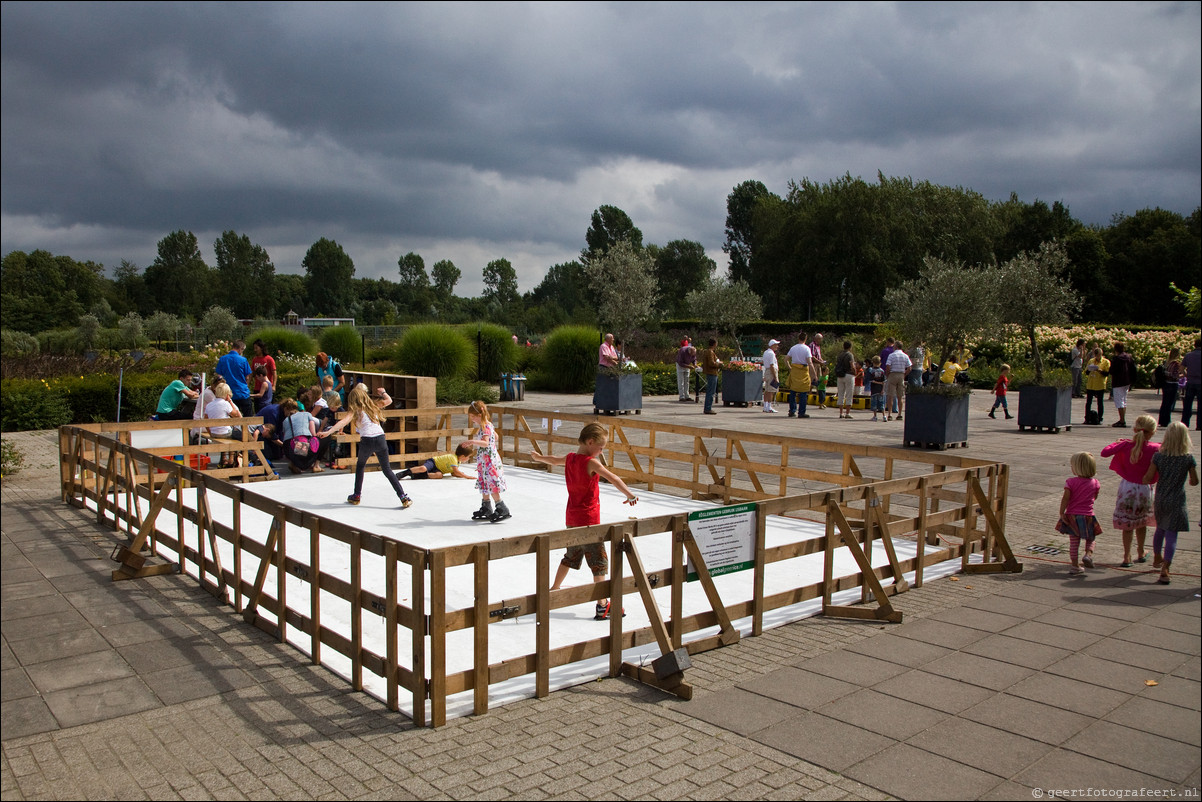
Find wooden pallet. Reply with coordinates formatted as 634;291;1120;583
904;440;968;451
1017;424;1072;433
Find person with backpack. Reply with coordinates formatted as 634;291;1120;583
1157;348;1183;427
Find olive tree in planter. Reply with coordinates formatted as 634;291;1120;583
586;239;658;414
685;276;765;406
998;242;1081;433
886;254;1001;448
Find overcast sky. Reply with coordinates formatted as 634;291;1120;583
2;1;1199;296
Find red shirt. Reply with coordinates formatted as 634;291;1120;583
993;374;1008;396
564;451;600;527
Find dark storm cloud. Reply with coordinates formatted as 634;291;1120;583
2;1;1198;292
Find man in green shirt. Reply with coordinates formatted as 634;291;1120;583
155;370;200;420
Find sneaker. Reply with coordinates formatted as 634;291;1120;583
401;496;413;509
346;494;361;505
798;413;810;418
595;600;611;620
1082;554;1094;568
1068;567;1085;576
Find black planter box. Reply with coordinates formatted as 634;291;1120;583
722;369;764;406
1017;386;1073;433
903;392;970;449
593;372;642;414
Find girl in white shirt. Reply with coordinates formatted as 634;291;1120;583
320;383;412;508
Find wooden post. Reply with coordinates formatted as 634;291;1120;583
607;525;624;678
915;477;928;588
536;535;550;698
670;517;684;649
385;540;399;712
351;530;363;690
310;517;322;664
473;543;489;715
411;553;427;728
431;549;447;728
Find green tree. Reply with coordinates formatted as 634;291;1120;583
653;240;716;318
145;311;180;348
432;259;461;298
581;205;643;265
482;258;519;309
723;180;774;284
885;255;1002;366
272;273;308;319
585;239;659;349
1100;207;1201;324
0;250;103;332
397;251;432;315
77;314;101;350
214;231;275;318
118;312;144;349
685;277;763;357
111;259;150;315
198;305;240;345
302;238;356;316
144;230;213;320
995;241;1080;383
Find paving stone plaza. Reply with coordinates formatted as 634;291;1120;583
3;388;1198;800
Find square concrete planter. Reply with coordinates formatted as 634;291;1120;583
593;372;642;415
1017;385;1073;433
722;369;763;407
903;392;970;449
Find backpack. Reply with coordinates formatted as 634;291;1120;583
1085;409;1100;425
1152;364;1166;390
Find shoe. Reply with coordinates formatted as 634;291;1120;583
346;494;361;505
798;413;810;418
787;412;796;418
489;503;511;523
1005;413;1013;419
988;410;996;419
1120;561;1133;568
595;600;611;620
1152;556;1163;568
472;502;494;520
896;414;902;420
703;410;717;415
1157;574;1171;585
400;496;413;509
1111;421;1127;428
1069;567;1085;576
1082;555;1094;568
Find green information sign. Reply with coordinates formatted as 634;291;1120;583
686;502;757;582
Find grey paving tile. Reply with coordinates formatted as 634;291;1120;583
922;650;1036;691
1003;620;1103;651
1006;671;1132;718
141;664;257;705
963;594;1053;621
6;627;111;665
116;637;237;675
676;687;799;737
0;592;73;621
1060;597;1157;623
0;694;59;739
906;717;1053;779
96;615;197;647
816;688;949;740
871;668;997;714
889;618;989;649
844;632;954;668
739;666;858;710
1139;675;1202;711
1064;720;1199;783
1044;652;1171;695
24;648;134;693
1;608;91;642
961;633;1072;670
41;675;161;729
1112;622;1202;655
1104;696;1202;747
1083;637;1191;674
1033;607;1132;636
961;693;1093;745
1;578;58;603
0;667;36;701
1171;659;1200;682
753;712;894;773
791;648;909;686
1013;747;1179;793
1143;609;1201;636
843;742;1002;800
929;605;1023;633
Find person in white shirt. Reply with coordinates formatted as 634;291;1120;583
762;339;781;413
884;348;913;421
785;331;816;418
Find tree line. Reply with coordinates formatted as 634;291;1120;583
2;172;1198;338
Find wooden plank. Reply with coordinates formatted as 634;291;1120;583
411;554;427;728
431;549;447;728
623;531;673;657
681;532;740;646
608;526;624;678
310;517;322;664
536;535;550;698
386;540;399;712
670;517;684;649
473;543;489;714
351;530;363;690
825;501;902;623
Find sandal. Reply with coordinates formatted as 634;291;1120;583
1157;574;1171;585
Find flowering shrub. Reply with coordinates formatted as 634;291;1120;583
723;360;762;373
979;325;1195;388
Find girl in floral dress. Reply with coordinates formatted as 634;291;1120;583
1101;415;1159;567
465;400;509;522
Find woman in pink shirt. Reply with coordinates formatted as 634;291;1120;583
1100;415;1159;567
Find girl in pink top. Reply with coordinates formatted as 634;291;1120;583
1100;415;1159;567
1056;452;1102;576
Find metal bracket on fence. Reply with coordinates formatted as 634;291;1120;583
490;604;521;620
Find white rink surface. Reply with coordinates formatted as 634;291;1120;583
127;466;964;721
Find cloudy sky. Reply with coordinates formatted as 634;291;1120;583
2;1;1199;296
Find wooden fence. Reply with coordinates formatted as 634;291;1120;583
59;406;1019;726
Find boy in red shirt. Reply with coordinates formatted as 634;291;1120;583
531;423;638;620
989;364;1013;419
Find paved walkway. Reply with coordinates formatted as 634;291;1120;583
3;388;1198;800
